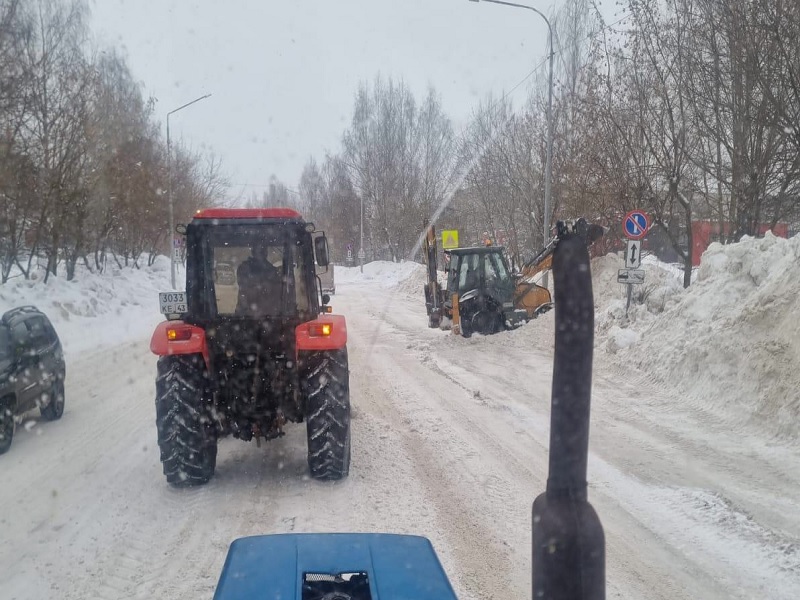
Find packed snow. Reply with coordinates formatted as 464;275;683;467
0;257;173;355
595;233;800;439
1;240;799;600
336;260;424;289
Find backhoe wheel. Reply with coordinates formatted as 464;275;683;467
0;398;14;455
40;378;65;421
301;348;351;481
155;354;217;487
471;310;496;336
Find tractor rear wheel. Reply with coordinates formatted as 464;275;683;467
155;354;217;486
301;348;351;481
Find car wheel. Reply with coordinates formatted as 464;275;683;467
0;398;14;454
40;379;65;421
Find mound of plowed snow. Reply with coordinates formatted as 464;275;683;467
602;233;800;439
0;257;172;355
337;261;428;294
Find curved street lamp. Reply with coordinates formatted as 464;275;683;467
468;0;554;285
167;93;212;288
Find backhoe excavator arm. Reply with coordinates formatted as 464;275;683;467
423;221;443;328
514;219;604;318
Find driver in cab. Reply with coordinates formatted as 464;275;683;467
236;241;283;315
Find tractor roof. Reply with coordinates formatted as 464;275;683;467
445;246;506;256
193;208;303;221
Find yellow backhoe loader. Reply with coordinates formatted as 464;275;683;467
423;219;604;336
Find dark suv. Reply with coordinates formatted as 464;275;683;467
0;306;66;454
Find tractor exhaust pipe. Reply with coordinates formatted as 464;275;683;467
532;230;605;599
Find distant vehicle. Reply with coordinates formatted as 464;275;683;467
214;261;236;286
318;262;335;295
424;220;604;336
0;306;66;454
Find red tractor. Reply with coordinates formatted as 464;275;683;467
149;208;349;486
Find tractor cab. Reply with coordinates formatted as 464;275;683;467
184;209;323;324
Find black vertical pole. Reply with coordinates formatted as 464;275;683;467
532;231;605;600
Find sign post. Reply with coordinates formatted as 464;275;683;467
172;237;184;266
621;210;650;316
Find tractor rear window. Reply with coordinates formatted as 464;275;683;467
204;227;311;317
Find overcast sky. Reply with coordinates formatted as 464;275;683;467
90;0;565;200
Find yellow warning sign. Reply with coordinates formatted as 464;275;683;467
441;230;459;249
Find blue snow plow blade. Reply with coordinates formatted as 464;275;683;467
213;533;458;600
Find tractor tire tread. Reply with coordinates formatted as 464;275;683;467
155;354;217;487
302;348;350;481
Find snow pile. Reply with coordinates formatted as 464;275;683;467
609;233;800;438
0;257;172;356
592;252;686;346
337;261;427;293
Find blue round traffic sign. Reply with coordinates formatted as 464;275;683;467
623;210;650;240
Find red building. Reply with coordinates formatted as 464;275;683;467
690;221;789;266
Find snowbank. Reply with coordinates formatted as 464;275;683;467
598;233;800;439
0;257;171;357
337;261;427;293
340;247;800;440
592;252;686;336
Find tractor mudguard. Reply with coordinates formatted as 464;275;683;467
213;533;458;600
295;314;347;352
150;320;209;368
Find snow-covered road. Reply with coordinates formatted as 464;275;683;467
1;273;798;599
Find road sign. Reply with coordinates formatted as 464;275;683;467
357;248;365;259
625;239;642;269
618;269;645;284
623;210;650;240
441;230;459;249
347;248;353;261
173;237;184;248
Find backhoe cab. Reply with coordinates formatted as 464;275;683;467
149;208;350;487
443;246;528;337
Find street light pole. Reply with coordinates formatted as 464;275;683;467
359;195;364;274
468;0;554;287
167;93;212;289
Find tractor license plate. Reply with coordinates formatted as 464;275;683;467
159;292;187;315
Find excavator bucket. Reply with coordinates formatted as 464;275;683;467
516;284;552;318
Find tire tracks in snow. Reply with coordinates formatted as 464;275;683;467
342;282;800;598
